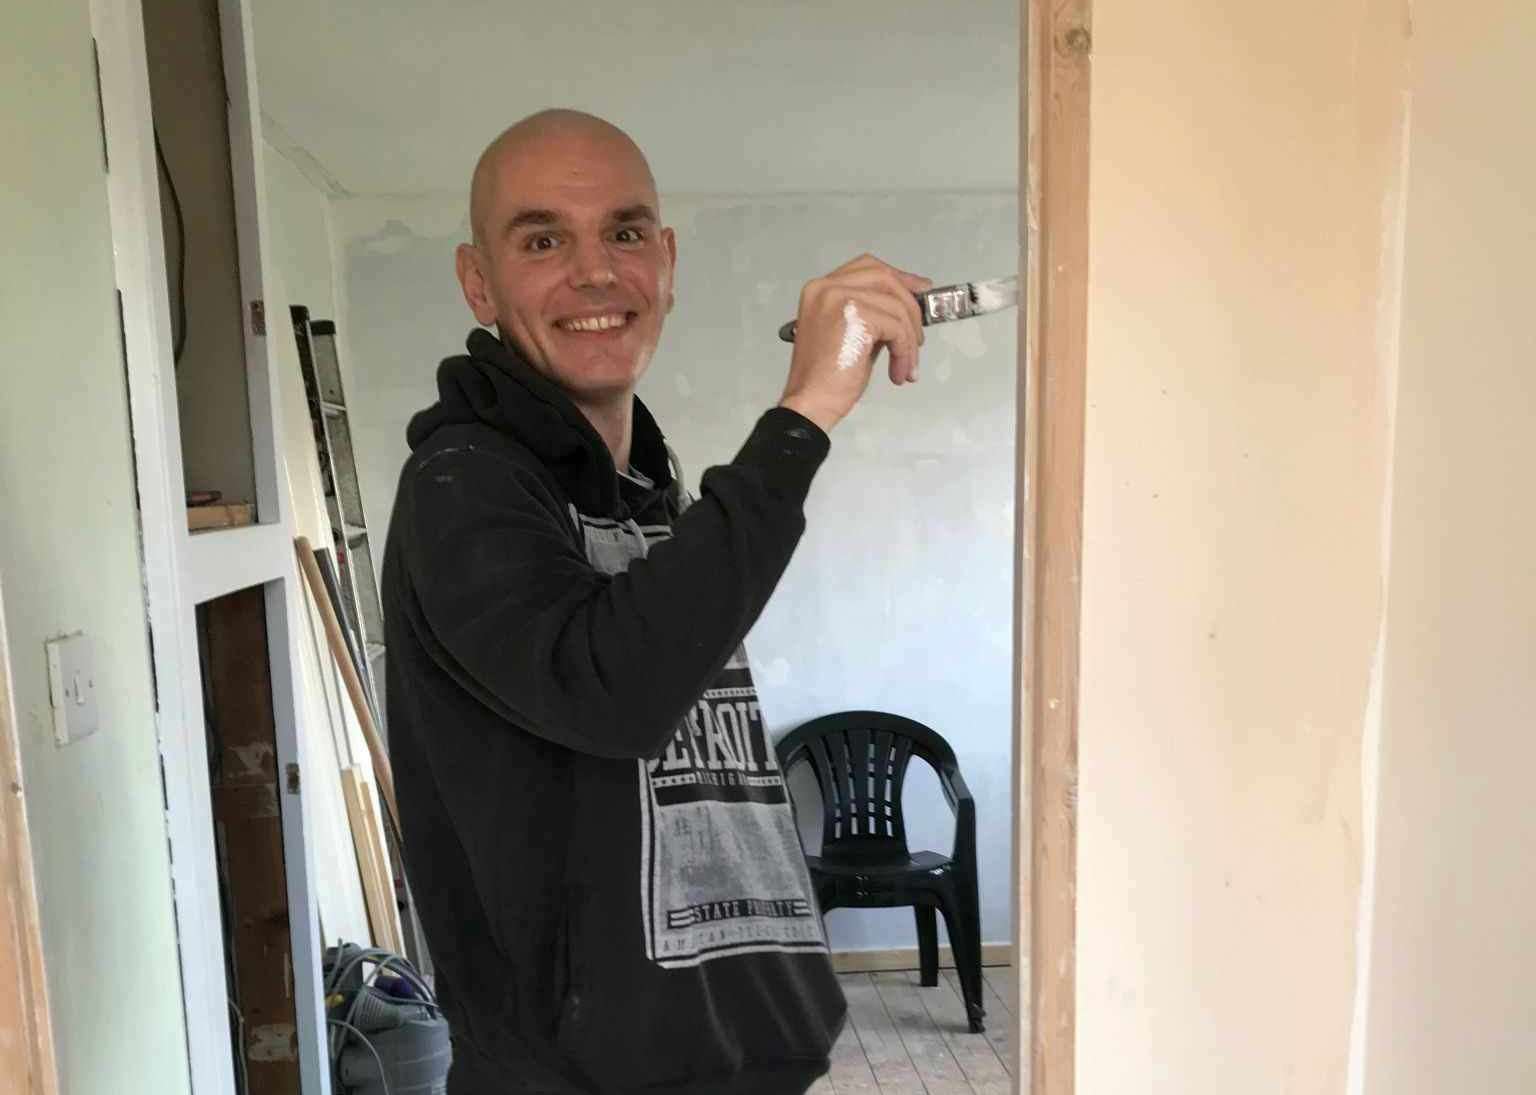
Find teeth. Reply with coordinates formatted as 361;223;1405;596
560;314;628;332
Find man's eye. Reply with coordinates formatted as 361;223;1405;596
526;234;559;252
614;227;646;244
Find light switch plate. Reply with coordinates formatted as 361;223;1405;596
46;632;99;746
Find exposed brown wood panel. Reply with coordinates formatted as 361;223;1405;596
205;587;299;1093
1019;0;1092;1093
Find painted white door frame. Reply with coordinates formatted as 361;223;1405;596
89;0;331;1091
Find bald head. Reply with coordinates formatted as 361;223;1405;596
469;109;657;248
453;108;678;413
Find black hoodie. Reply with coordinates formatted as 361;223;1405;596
381;328;847;1094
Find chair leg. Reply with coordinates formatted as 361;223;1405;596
963;871;986;1028
937;890;986;1033
915;905;939;987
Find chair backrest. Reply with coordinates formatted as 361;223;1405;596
776;711;959;864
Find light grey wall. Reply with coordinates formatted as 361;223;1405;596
331;189;1018;950
252;0;1017;197
261;141;379;948
0;2;191;1091
262;144;339;320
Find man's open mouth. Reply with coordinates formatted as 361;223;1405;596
556;312;634;332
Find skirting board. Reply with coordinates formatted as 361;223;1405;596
830;945;1013;974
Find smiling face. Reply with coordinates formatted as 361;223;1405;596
456;116;677;407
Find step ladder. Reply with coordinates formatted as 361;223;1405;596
290;305;386;727
291;306;433;981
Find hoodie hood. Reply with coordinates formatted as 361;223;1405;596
407;327;673;519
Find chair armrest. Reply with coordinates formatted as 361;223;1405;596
938;763;973;813
938;762;977;866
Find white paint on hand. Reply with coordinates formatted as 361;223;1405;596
837;300;874;371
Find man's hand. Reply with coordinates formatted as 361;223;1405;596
778;254;931;433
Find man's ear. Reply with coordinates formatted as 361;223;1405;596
456;243;499;326
663;227;678;313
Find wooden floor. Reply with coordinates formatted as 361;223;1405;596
812;967;1017;1095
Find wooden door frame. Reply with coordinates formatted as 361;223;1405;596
88;0;331;1090
1015;0;1092;1093
0;578;60;1095
79;0;1087;1089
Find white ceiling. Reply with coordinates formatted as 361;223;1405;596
251;0;1018;198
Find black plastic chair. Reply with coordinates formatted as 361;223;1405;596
777;711;986;1033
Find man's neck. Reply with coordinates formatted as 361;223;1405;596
573;393;634;472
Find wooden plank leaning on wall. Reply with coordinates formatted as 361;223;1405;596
0;579;61;1095
1018;0;1091;1092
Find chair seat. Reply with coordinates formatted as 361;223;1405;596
808;850;952;878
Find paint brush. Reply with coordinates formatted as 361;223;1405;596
776;275;1019;343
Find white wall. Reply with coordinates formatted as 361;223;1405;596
251;0;1017;197
0;3;191;1092
263;144;339;320
260;141;376;949
1077;0;1410;1089
329;188;1019;950
1359;4;1536;1091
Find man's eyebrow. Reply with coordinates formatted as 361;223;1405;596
497;205;656;237
611;204;658;223
500;209;561;235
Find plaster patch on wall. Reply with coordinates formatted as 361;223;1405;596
1346;83;1413;1095
730;238;755;275
247;1023;298;1062
354;219;429;257
226;742;276;780
947;317;991;360
759;657;792;687
334;196;471;256
663;203;700;236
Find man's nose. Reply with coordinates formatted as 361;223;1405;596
569;237;618;289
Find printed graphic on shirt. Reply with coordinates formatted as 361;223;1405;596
638;648;828;968
574;508;828;970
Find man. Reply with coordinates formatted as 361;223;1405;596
381;108;928;1094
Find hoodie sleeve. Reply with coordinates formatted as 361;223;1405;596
400;407;829;760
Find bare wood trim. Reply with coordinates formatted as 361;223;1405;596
341;767;402;954
355;775;404;955
187;502;256;531
1019;0;1092;1093
0;582;61;1095
832;945;1014;975
294;536;399;830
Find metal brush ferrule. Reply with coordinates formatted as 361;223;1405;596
921;284;974;325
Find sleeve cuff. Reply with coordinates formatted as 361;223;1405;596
730;406;832;498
